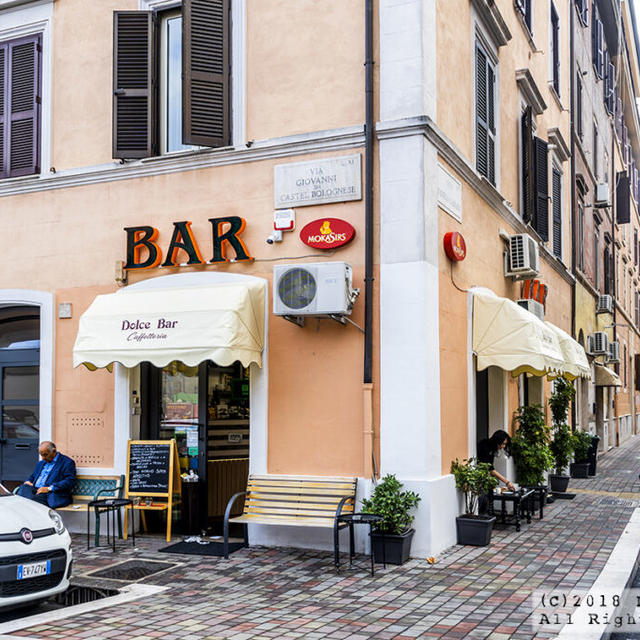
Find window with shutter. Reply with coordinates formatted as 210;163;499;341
112;1;230;160
521;106;534;223
113;12;154;159
475;42;496;186
577;72;583;140
605;60;615;114
617;171;631;224
515;0;532;32
576;0;588;25
551;4;560;96
635;229;638;266
0;35;42;179
533;137;549;241
593;124;598;179
604;245;610;294
183;0;230;147
578;204;585;271
552;167;562;258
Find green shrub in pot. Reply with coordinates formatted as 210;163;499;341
572;429;593;464
361;474;421;564
548;378;576;487
450;457;498;516
361;474;421;535
511;404;554;487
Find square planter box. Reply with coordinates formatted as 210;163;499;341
456;515;496;546
370;529;414;565
570;462;590;479
549;474;570;493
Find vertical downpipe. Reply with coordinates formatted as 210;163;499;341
364;0;375;479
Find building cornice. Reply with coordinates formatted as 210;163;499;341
516;69;547;115
0;125;365;198
548;127;571;163
376;115;575;286
470;0;512;47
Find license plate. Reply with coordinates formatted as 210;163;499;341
17;560;51;580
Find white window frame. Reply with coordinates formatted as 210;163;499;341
140;0;246;148
0;0;52;176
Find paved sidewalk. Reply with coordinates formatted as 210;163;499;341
6;436;640;640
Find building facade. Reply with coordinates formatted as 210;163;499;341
2;0;640;558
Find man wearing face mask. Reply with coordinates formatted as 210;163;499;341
16;441;76;508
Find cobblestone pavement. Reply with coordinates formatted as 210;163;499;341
7;437;640;640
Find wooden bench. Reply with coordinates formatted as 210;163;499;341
223;474;357;564
16;475;125;546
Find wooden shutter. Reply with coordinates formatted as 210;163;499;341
552;168;562;258
113;11;154;159
183;0;230;147
475;44;495;185
0;43;5;178
635;354;640;391
534;137;549;241
581;0;588;25
596;21;604;78
551;5;560;95
605;61;614;114
616;97;623;139
521;107;534;224
2;36;41;178
617;171;630;224
576;73;583;139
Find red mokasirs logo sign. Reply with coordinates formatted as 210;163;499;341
299;218;355;249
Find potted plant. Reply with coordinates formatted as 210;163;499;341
511;404;555;490
570;429;592;478
450;457;498;546
548;378;576;493
361;474;421;565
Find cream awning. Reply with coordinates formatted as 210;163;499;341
73;281;265;370
594;362;622;387
472;287;567;377
544;323;591;380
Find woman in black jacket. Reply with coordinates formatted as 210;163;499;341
477;429;514;491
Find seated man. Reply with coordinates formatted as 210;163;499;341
17;441;76;508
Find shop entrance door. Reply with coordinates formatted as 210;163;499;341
0;351;40;485
142;360;250;527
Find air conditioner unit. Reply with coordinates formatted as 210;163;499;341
595;183;610;207
596;294;613;314
273;262;360;318
607;340;620;363
517;299;545;321
505;234;540;278
588;331;609;356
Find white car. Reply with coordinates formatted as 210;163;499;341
0;484;72;609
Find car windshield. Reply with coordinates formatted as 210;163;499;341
0;485;11;497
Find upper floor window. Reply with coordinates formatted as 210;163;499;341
576;71;583;140
113;0;230;160
575;0;588;26
552;165;562;258
578;203;585;271
475;41;497;185
592;3;604;79
521;106;549;241
515;0;533;34
0;35;42;179
550;3;560;96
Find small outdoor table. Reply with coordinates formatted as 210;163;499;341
521;485;548;520
336;513;385;577
488;489;533;532
87;498;134;552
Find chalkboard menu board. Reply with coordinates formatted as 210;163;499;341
127;442;171;494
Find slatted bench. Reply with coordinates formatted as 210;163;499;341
223;474;357;564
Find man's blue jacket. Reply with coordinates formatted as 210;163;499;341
26;453;77;508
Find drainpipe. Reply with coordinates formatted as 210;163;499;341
363;0;375;479
570;0;577;430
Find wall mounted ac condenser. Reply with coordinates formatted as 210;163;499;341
273;262;360;317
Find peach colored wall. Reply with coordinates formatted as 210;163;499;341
55;286;116;468
52;0;137;170
49;0;364;171
3;151;369;476
438;156;573;473
436;0;571;247
246;0;365;141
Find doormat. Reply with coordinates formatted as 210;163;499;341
551;492;576;500
158;541;244;556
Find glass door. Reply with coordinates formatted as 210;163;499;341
159;362;200;476
0;353;40;484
